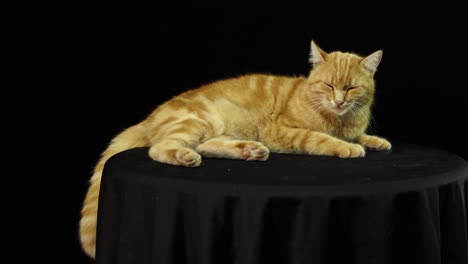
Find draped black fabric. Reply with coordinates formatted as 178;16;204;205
95;143;468;264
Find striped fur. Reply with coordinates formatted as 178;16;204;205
79;41;391;258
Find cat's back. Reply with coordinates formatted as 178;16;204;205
144;74;304;139
181;73;274;98
151;74;305;119
180;73;303;105
166;74;268;111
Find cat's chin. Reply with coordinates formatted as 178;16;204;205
328;107;350;116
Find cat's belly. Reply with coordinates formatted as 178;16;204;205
224;121;261;140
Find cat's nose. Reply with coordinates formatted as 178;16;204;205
335;101;345;108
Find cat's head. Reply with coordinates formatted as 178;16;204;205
306;41;382;116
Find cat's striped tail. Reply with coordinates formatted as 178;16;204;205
79;123;149;258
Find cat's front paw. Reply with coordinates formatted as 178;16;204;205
241;142;270;161
334;143;366;158
359;135;391;151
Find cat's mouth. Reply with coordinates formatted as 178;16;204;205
327;102;351;116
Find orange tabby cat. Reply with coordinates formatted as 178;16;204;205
79;41;391;258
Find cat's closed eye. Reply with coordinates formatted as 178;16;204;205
345;86;359;91
323;82;335;90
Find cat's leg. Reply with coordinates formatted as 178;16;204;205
148;118;209;167
357;134;392;151
262;126;365;158
196;136;270;161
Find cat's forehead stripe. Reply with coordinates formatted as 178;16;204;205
328;52;361;86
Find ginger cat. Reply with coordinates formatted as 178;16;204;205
79;41;391;258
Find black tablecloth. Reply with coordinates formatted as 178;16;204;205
96;143;468;264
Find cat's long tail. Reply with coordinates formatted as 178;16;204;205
79;123;149;258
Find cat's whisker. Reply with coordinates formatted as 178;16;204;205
368;111;377;134
352;101;376;134
307;100;325;112
309;102;323;109
349;102;376;134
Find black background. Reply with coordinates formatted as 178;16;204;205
8;4;467;263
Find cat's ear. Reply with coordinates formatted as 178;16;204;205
361;50;383;75
309;40;327;66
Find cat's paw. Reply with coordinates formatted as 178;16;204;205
149;147;202;167
334;143;366;158
176;149;202;167
359;135;392;151
241;142;270;161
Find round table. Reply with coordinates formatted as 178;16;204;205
95;143;468;264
